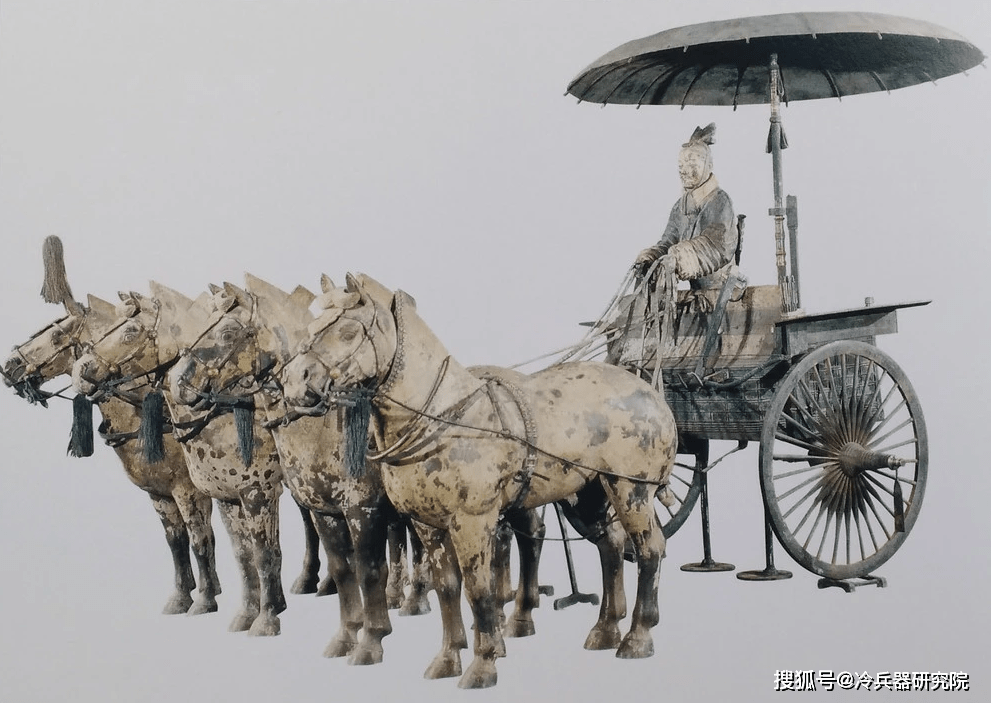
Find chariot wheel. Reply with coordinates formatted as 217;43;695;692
759;340;927;579
660;461;703;538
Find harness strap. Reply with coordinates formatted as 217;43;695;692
483;376;538;511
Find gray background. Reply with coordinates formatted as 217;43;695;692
1;1;987;700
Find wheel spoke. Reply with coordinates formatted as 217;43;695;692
670;472;693;490
809;364;842;441
871;436;918;457
803;501;829;551
772;453;833;463
863;376;900;434
853;482;881;554
854;359;882;438
874;468;917;488
777;471;826;506
815;508;834;560
868;414;913;450
774;429;823;453
862;471;898;503
859;478;895;539
867;396;909;442
770;463;827;480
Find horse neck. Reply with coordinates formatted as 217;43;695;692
374;298;483;434
97;394;144;433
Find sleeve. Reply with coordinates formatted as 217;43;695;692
640;201;685;262
668;192;736;279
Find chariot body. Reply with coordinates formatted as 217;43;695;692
563;11;984;589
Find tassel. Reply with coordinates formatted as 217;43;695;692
234;404;254;467
67;394;95;457
893;471;905;533
41;235;74;305
139;390;167;464
344;393;371;480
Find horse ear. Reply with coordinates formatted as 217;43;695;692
208;283;222;294
320;274;335;293
344;273;371;305
87;294;117;319
222;281;251;308
289;285;316;308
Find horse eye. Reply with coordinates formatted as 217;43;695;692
50;330;64;344
340;328;358;343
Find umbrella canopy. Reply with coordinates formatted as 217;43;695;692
567;11;985;107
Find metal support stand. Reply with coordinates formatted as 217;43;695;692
817;575;887;593
552;503;599;610
737;503;792;581
681;471;735;572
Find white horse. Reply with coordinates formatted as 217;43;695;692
72;284;289;636
279;273;678;689
4;295;222;615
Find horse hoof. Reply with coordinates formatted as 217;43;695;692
228;611;257;632
162;593;194;615
316;577;338;597
348;643;384;666
584;625;622;651
423;652;462;679
290;574;319;595
187;597;219;616
398;595;431;617
324;638;356;658
616;634;654;659
504;617;536;638
457;660;498;689
248;614;281;637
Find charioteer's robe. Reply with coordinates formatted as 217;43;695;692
641;174;737;292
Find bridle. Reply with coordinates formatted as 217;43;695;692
4;315;85;405
282;298;394;415
172;292;274;412
82;300;170;403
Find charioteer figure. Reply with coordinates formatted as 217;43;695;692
635;122;740;308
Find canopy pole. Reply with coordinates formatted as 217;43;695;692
768;55;796;313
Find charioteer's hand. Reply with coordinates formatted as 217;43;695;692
635;248;658;265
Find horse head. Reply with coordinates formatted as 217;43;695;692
72;284;195;401
280;273;398;414
3;294;117;405
167;275;314;411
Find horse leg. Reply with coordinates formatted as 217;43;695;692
346;503;393;666
385;518;410;609
311;513;364;658
447;512;502;690
148;494;196;615
217;500;261;632
583;515;627;650
173;485;221;615
290;499;321;595
416;523;467;680
502;508;546;638
493;519;514;610
398;518;431;616
602;477;665;659
241;489;286;637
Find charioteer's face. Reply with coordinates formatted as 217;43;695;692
678;146;711;190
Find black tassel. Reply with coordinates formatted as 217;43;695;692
344;393;371;480
67;394;94;458
139;390;167;464
893;472;905;533
234;405;254;468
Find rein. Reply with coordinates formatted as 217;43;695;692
292;291;670;493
